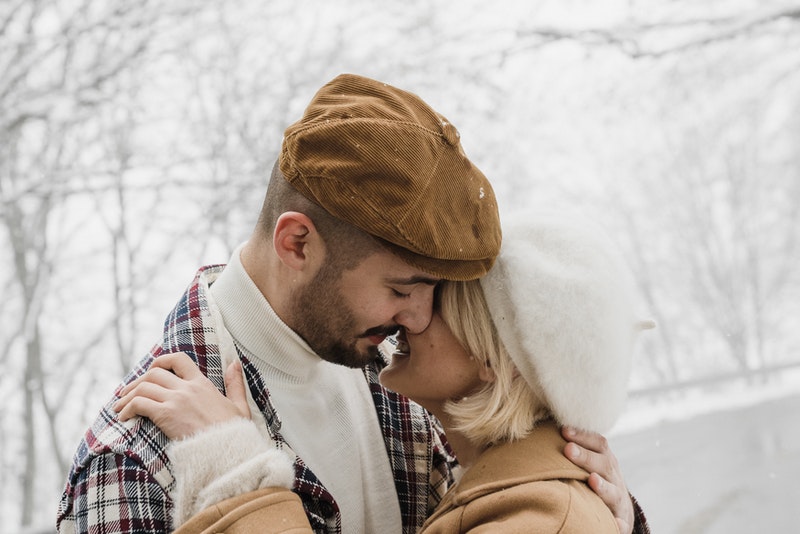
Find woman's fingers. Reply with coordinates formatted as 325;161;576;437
562;426;620;483
586;472;630;534
149;352;204;380
114;381;171;420
116;395;163;423
118;366;184;398
112;353;251;440
224;360;250;419
117;352;202;399
562;427;634;534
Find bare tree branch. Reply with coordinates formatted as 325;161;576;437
634;5;800;58
512;5;800;58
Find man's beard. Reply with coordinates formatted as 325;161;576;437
288;263;383;368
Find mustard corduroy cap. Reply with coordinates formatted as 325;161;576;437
279;74;501;281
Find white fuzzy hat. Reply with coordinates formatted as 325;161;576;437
480;212;651;433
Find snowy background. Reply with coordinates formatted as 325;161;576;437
1;1;799;532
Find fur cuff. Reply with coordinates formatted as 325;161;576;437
168;417;295;527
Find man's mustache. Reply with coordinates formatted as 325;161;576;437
360;325;401;338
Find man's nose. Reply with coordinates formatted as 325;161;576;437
394;287;434;334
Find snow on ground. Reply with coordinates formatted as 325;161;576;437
609;370;800;533
613;366;800;436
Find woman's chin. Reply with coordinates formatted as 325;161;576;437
385;350;410;369
378;358;409;392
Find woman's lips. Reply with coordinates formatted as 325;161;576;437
393;338;410;356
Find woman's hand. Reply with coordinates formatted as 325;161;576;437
113;352;250;440
562;426;634;534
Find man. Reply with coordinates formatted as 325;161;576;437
58;74;647;533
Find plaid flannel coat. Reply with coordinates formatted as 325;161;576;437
57;265;456;534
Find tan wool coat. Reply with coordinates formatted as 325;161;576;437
173;487;313;534
421;420;619;534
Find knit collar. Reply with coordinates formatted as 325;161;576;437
209;243;320;384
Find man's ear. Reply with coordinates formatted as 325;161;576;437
273;212;319;271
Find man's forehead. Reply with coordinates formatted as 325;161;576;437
366;249;441;285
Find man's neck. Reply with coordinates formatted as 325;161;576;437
239;236;291;322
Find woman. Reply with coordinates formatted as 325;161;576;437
380;213;652;532
114;212;651;533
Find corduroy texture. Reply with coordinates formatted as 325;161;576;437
480;213;643;433
279;73;501;281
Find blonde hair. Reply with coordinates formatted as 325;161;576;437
439;279;550;449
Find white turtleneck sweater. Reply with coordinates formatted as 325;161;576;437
207;244;402;533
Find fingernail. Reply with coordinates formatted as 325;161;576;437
568;445;581;459
564;427;576;438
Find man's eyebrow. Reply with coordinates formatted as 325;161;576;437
385;275;441;286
